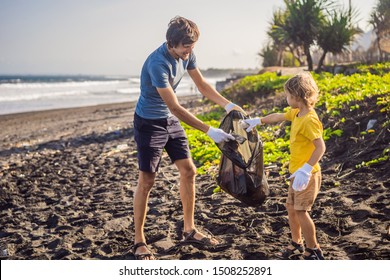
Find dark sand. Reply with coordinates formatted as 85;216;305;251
0;96;389;260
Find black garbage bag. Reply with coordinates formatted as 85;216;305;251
216;110;269;207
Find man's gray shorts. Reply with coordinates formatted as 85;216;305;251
133;113;191;173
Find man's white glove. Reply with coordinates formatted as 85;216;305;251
239;117;262;132
289;163;313;191
224;102;245;114
207;127;235;143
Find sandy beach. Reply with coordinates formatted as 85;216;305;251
0;96;389;260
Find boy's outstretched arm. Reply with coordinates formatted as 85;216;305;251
240;113;285;132
261;113;286;124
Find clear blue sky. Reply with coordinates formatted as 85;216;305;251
0;0;377;76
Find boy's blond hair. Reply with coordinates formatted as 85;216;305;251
284;72;319;107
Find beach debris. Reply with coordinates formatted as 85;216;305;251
238;119;250;129
116;144;128;151
231;133;247;144
0;248;7;257
101;144;129;157
264;165;278;170
366;119;377;131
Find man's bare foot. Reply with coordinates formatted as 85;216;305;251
183;229;219;246
133;242;156;260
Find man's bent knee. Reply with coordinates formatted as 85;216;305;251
180;166;196;179
175;159;197;179
181;165;196;179
137;171;156;192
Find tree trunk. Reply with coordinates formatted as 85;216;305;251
296;48;304;66
316;51;328;73
377;37;384;62
304;44;313;71
288;46;304;66
277;48;283;66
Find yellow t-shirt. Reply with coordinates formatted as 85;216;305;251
284;108;323;174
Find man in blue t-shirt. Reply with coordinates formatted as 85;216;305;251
132;16;244;260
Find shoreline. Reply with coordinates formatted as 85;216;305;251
0;94;202;119
0;94;202;151
0;101;137;121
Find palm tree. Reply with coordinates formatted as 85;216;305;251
258;44;279;67
267;9;289;66
316;8;362;72
283;0;333;70
369;0;390;61
267;8;305;66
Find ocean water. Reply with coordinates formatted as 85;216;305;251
0;74;225;115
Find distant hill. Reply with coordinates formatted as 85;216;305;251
200;68;258;78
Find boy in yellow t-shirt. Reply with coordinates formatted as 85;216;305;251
241;72;326;260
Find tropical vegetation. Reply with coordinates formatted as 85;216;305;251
260;0;389;70
183;62;390;177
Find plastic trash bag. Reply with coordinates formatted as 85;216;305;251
216;110;269;207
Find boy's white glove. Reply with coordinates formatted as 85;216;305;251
207;127;235;143
289;163;313;191
239;117;262;132
224;102;245;114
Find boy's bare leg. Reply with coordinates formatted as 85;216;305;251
296;210;318;249
286;203;303;244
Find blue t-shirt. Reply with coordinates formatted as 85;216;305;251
135;42;197;119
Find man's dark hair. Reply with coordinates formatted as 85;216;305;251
166;16;200;48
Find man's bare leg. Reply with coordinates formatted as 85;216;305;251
175;158;218;244
133;171;156;259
